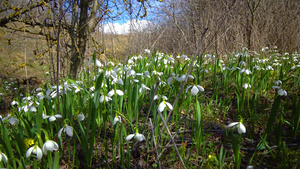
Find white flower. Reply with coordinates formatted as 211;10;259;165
242;83;251;89
227;122;246;134
49;114;62;122
240;68;252;75
95;59;103;67
158;101;173;113
0;152;8;163
8;117;19;125
186;85;205;96
126;133;146;142
26;145;43;161
11;101;18;106
42;140;59;155
77;113;85;121
144;49;150;54
100;95;112;103
154;95;167;101
274;80;282;86
278;89;287;96
139;84;150;93
113;116;121;126
58;125;73;139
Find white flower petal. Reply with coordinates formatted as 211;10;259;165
227;122;239;128
116;90;124;96
35;146;43;160
126;134;135;141
55;114;62;118
1;152;8;163
57;128;64;139
100;95;104;103
49;116;56;122
197;85;205;92
165;102;173;110
135;133;146;142
158;102;166;113
108;90;115;97
65;126;73;137
26;147;34;158
191;85;199;96
77;114;85;121
8;117;19;125
238;123;246;134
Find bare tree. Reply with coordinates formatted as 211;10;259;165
0;0;151;78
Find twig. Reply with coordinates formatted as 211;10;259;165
157;110;187;169
149;118;162;169
56;0;63;114
141;81;160;134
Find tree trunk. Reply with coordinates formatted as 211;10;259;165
70;0;98;78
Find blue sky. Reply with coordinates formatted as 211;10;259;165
101;0;161;34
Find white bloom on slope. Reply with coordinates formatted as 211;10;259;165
144;49;151;54
108;89;124;96
227;122;246;134
186;85;205;96
8;117;19;125
49;114;63;122
58;125;73;139
158;101;173;113
26;145;43;161
42;140;59;155
0;152;8;163
100;95;112;103
278;89;287;96
139;84;150;93
242;83;251;89
95;59;103;67
77;113;85;121
126;133;146;142
11;100;19;106
113;116;121;126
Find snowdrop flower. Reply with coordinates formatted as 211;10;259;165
153;94;168;101
144;49;150;54
274;80;282;86
143;71;150;78
186;85;205;96
26;145;43;160
139;84;150;93
108;89;124;97
113;116;121;126
48;114;62;122
239;61;246;66
227;121;246;134
266;65;273;70
95;59;103;67
100;95;112;103
77;113;85;121
8;117;19;125
242;83;251;89
158;101;173;113
11;100;19;106
240;68;252;75
0;151;8;163
42;140;59;155
278;89;287;96
58;125;73;139
126;130;145;142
